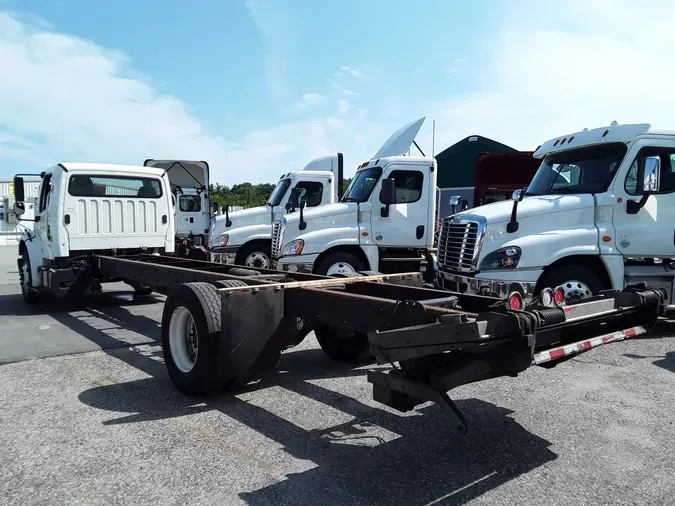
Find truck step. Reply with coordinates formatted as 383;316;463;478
533;325;646;365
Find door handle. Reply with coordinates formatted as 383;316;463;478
416;225;425;239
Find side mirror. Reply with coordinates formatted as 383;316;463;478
13;202;26;217
449;194;461;214
212;202;219;214
627;156;661;214
380;178;396;205
13;176;25;202
511;189;524;202
643;156;661;192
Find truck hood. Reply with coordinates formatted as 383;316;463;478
214;206;270;227
143;159;209;190
282;202;354;225
454;194;596;224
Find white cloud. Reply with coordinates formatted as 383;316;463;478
339;66;365;80
417;1;675;154
336;100;352;116
3;2;675;189
453;57;466;62
293;93;324;109
328;78;359;97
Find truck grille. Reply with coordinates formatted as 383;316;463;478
437;219;483;273
271;219;284;259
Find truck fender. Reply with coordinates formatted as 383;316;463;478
19;238;42;286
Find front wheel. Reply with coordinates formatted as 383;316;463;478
538;264;605;304
235;243;272;270
315;252;367;276
19;250;40;304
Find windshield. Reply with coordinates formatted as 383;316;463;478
267;178;291;206
341;167;382;202
526;143;628;196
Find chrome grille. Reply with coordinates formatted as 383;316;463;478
271;219;284;258
437;219;481;273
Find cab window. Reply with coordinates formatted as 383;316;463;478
625;148;675;195
293;181;324;208
388;170;424;203
179;194;202;212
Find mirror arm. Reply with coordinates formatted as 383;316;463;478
299;201;307;230
626;192;651;215
506;190;525;233
225;203;232;227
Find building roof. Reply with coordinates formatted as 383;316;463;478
435;135;517;188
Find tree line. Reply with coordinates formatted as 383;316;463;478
209;178;353;208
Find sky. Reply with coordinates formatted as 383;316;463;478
1;0;674;185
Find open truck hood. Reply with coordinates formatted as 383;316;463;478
372;117;425;159
143;159;209;190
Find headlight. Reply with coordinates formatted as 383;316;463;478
211;234;229;248
281;239;304;256
479;246;522;270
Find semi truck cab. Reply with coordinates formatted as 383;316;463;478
435;122;675;311
271;117;438;277
208;153;344;269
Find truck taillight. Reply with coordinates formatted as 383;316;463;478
554;287;565;306
508;292;523;311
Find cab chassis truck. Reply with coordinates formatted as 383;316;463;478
11;163;667;433
94;253;665;434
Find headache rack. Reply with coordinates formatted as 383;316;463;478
94;254;667;434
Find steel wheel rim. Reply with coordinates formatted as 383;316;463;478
245;252;270;269
556;279;593;303
326;262;356;276
169;306;198;373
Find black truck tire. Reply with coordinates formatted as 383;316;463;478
537;264;605;304
315;252;366;276
235;242;272;270
161;282;228;396
19;250;40;304
314;271;373;363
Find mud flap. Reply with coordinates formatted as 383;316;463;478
216;286;287;385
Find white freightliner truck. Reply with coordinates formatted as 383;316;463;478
271;117;438;279
9;158;668;434
12;162;175;301
208;153;345;269
435;122;675;311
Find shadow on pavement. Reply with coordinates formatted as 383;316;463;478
625;320;675;374
57;300;559;506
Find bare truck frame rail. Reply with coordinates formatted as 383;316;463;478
94;254;667;434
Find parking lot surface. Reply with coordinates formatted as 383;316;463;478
0;246;674;505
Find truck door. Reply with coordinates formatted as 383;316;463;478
286;179;326;212
176;191;204;238
369;164;430;248
612;142;675;257
34;172;54;259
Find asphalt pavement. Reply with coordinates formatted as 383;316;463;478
0;245;674;505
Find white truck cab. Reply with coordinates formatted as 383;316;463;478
12;162;174;302
435;122;675;310
208;153;344;269
271;117;438;277
143;159;211;259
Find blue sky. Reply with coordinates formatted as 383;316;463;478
1;0;673;184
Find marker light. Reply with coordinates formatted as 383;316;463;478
508;291;523;311
540;287;554;307
554;287;565;306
